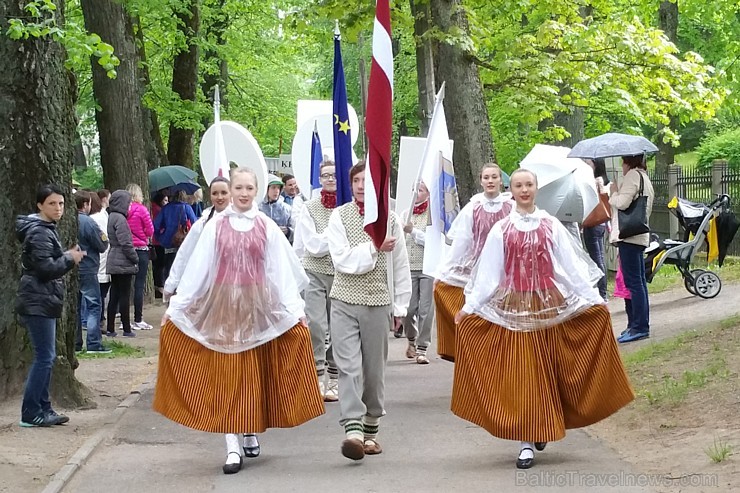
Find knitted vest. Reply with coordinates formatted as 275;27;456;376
301;198;335;276
406;207;429;271
330;203;392;306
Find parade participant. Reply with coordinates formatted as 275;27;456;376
259;174;293;241
434;164;513;362
16;184;85;427
326;162;412;461
400;181;434;364
452;169;634;470
293;161;340;402
154;168;324;475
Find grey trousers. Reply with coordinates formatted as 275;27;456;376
403;270;434;349
330;299;390;425
304;271;336;375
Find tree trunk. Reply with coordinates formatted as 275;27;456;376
167;0;201;168
201;0;229;131
656;0;679;173
430;0;495;203
410;0;435;136
80;0;151;194
0;0;90;406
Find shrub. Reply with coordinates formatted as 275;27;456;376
696;127;740;171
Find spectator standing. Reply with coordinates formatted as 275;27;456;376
281;173;305;221
16;184;85;427
126;184;155;330
583;158;610;301
91;190;111;327
189;188;204;218
150;192;168;298
154;190;197;284
106;190;139;337
74;191;110;353
259;174;293;241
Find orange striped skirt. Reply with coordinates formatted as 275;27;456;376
153;321;325;434
434;281;465;362
451;305;634;442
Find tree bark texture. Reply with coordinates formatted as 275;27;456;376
80;0;151;193
0;0;90;406
167;0;201;168
410;0;435;136
430;0;495;203
656;0;679;173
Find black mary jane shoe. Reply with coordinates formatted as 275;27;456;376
243;435;261;458
534;442;547;451
222;452;243;474
516;448;535;470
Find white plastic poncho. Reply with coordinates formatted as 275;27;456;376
167;205;309;353
463;207;604;332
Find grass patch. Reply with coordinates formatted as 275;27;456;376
77;340;146;359
642;256;740;295
705;437;734;463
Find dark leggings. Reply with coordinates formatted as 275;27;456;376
107;274;133;334
133;250;149;323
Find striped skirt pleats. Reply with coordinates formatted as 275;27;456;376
451;305;634;442
153;321;325;434
434;281;465;362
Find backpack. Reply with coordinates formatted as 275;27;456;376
171;206;190;248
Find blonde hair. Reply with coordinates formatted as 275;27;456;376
126;183;144;203
479;163;502;179
229;168;258;190
510;168;538;186
193;188;203;201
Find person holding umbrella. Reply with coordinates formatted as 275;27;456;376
154;189;197;284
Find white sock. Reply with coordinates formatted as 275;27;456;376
225;434;241;464
243;434;259;448
519;441;534;460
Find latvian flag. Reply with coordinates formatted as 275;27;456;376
363;0;393;249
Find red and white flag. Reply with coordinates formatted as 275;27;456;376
363;0;393;249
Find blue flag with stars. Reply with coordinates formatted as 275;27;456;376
310;125;323;190
333;28;353;205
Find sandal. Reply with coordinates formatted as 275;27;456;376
363;439;383;455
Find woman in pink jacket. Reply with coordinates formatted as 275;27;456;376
127;184;155;330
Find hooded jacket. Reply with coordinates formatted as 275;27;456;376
106;191;139;275
15;215;76;317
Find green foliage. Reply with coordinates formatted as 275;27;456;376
72;167;104;191
696;127;740;170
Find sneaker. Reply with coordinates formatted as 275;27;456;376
405;342;416;359
133;321;153;330
86;347;113;354
105;331;118;338
122;331;136;338
324;378;339;402
20;414;57;427
46;410;69;425
617;330;649;344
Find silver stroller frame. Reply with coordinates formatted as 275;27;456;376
648;194;730;299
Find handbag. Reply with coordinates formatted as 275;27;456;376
618;172;650;239
583;191;611;228
171;207;190;248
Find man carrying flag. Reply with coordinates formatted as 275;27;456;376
325;0;411;462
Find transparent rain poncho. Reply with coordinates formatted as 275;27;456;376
463;207;604;332
167;205;309;353
437;192;515;287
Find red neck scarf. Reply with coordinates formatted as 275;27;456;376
321;190;337;209
413;200;429;216
355;200;365;216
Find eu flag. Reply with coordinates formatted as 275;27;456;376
333;27;353;205
310;124;323;190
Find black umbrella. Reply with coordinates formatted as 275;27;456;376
716;209;740;267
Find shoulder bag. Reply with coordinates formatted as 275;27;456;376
618;171;649;239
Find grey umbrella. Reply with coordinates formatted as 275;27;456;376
567;133;658;159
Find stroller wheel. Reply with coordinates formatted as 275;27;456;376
684;269;706;295
694;271;722;299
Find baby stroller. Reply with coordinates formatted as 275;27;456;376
643;194;737;299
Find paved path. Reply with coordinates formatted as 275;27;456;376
61;284;740;493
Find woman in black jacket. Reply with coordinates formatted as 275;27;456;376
16;184;84;427
106;190;139;337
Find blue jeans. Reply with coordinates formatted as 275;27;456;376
133;250;149;323
20;315;56;420
77;273;104;351
583;224;607;299
618;242;650;334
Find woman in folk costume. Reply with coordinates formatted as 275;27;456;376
452;169;634;470
326;162;412;461
154;168;324;475
400;181;435;364
293;160;340;402
434;164;514;362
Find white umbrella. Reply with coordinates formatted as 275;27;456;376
520;144;598;223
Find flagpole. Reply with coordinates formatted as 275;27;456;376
406;82;445;217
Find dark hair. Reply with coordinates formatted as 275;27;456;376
622;154;647;170
349;161;366;182
36;184;64;205
210;176;230;187
97;189;111;200
75;191;91;210
592;158;610;185
89;191;103;214
320;160;335;172
152;192;167;206
282;174;295;184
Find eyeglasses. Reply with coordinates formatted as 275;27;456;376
320;173;336;180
